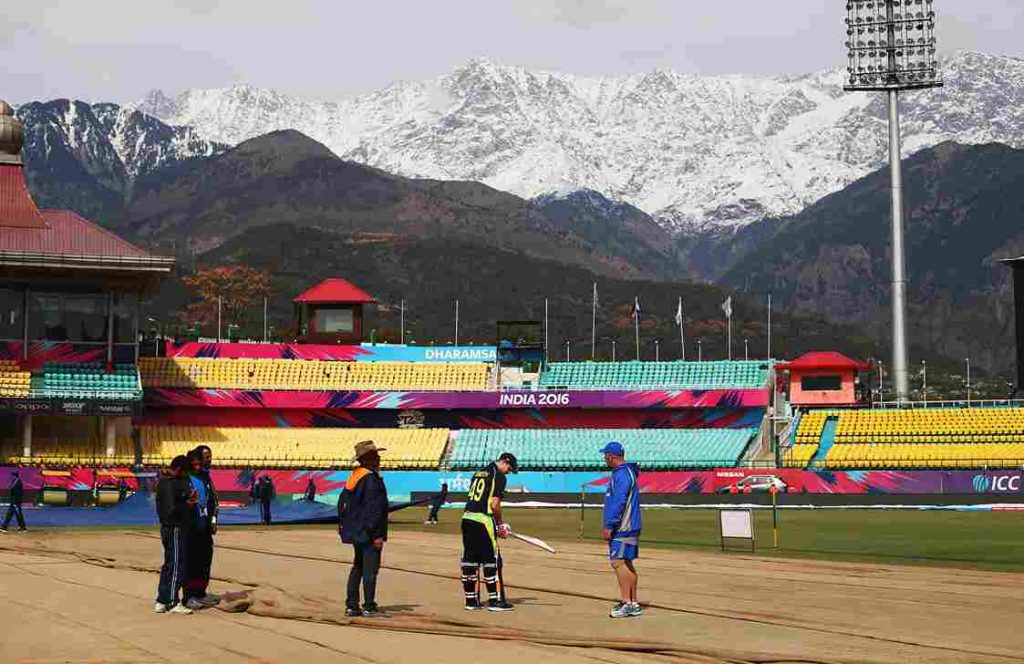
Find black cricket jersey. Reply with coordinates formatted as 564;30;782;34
463;463;506;516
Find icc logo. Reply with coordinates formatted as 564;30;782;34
972;474;1022;493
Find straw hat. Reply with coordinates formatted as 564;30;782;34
352;439;387;462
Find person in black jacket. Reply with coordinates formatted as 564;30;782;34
305;476;317;502
260;475;276;525
424;482;448;525
339;440;389;617
1;470;26;532
183;447;220;609
155;455;197;614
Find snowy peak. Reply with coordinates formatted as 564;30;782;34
139;51;1024;233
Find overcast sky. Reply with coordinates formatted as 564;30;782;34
2;1;1022;103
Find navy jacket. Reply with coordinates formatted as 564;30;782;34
339;468;389;545
8;476;23;505
156;473;192;528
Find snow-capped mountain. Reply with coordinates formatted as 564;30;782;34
135;51;1024;234
14;99;226;221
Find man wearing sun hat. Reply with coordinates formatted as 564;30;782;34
600;441;642;619
339;440;390;617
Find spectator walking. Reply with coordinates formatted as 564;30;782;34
1;470;26;533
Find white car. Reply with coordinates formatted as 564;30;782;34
718;475;788;494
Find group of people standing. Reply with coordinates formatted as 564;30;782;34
249;474;276;525
154;445;219;614
337;438;643;619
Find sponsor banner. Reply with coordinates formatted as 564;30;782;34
139;406;766;430
0;341;136;370
145;388;768;410
0;398;139;416
3;466;1022;498
166;342;497;363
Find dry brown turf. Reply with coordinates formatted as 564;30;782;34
1;525;1023;663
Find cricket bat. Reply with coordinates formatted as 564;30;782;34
510;531;556;554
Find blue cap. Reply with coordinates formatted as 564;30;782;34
599;441;625;457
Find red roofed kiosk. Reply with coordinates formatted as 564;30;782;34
293;278;376;344
775;352;872;407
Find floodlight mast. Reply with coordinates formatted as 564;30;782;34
844;0;941;403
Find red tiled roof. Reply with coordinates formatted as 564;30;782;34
0;209;153;258
0;164;45;229
293;278;376;304
776;351;872;371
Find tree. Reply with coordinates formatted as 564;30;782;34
181;265;271;335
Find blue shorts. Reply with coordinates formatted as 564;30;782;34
609;537;639;561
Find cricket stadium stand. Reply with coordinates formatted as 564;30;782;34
0;359;30;397
449;428;759;470
538;360;769;390
139;426;449;469
37;362;142;400
785;406;1024;469
139;357;491;391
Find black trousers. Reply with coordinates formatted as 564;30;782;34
2;502;25;530
184;522;214;600
346;542;381;610
427;503;441;522
157;525;188;606
260;501;272;524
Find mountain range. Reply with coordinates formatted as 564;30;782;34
135;51;1024;233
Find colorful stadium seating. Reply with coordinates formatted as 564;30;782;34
1;436;136;466
449;428;758;470
139;426;450;469
785;407;1024;469
538;360;769;390
37;363;142;401
0;360;31;398
138;358;491;391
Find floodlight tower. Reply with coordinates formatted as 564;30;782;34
844;0;941;402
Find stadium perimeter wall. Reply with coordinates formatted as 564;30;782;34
3;467;1022;500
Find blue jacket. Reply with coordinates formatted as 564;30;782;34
603;462;641;537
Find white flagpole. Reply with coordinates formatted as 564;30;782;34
544;298;549;362
262;296;268;342
217;295;222;342
767;292;772;359
678;296;685;361
591;282;597;359
634;298;640;360
454;299;459;345
400;298;405;345
726;299;732;361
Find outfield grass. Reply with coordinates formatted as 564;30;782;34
390;506;1024;572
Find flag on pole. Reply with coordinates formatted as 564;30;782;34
631;296;641;319
721;296;732;319
674;298;683;325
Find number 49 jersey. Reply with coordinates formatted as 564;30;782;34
463;463;506;516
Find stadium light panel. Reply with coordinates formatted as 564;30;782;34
844;0;941;91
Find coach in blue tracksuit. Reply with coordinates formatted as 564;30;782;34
600;441;642;619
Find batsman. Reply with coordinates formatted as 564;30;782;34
460;452;518;612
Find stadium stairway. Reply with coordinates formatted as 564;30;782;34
809;416;838;467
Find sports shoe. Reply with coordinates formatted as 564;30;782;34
609;602;631;619
628;602;644;617
168;603;193;615
153;602;170;614
487;600;514;612
464;601;484;611
185;598;206;610
423;520;432;525
344;607;363;617
197;595;220;607
0;527;7;533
